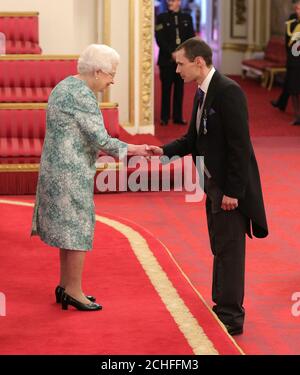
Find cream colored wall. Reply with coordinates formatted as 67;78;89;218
107;0;130;126
216;0;271;75
218;0;246;75
97;0;154;134
73;0;97;53
0;0;97;54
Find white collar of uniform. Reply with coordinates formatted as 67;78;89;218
198;66;216;95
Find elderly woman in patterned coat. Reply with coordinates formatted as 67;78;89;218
31;44;151;311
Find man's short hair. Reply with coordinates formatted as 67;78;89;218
176;37;213;66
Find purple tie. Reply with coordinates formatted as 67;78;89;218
198;88;205;109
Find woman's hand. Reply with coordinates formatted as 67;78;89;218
127;144;155;156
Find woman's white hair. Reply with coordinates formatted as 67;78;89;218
77;44;120;75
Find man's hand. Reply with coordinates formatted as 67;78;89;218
221;195;238;211
146;145;164;156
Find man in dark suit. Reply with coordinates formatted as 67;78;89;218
150;37;268;336
155;0;195;126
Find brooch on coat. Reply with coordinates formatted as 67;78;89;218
203;108;216;135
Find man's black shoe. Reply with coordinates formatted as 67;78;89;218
270;100;285;112
291;119;300;126
160;120;168;126
225;324;243;336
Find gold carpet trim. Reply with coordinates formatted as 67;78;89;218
96;214;219;355
0;162;122;173
0;199;34;207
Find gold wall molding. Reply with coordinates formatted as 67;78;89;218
128;0;135;127
0;12;39;17
0;162;122;173
0;102;118;110
222;43;262;52
0;55;79;61
139;0;153;127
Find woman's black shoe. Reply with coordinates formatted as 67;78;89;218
55;285;96;303
61;292;102;311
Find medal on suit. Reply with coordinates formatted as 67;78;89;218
203;110;208;135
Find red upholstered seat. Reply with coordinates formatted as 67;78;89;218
0;156;40;164
0;59;78;102
5;40;42;54
0;109;45;157
0;14;42;54
101;108;120;139
242;36;286;76
0;87;53;102
0;105;120;160
241;59;284;70
264;36;286;65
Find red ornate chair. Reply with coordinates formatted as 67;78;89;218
242;36;286;89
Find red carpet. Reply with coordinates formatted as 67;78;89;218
0;199;241;355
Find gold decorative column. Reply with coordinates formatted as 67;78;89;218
139;0;154;128
129;0;135;127
98;0;154;134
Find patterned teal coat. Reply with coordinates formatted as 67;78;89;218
31;76;127;250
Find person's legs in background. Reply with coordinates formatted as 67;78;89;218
159;65;173;125
291;94;300;125
271;89;290;111
173;68;186;124
271;69;290;111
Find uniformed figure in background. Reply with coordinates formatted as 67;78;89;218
270;12;296;112
155;0;195;125
271;0;300;118
285;0;300;125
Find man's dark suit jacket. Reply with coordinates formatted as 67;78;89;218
162;71;268;239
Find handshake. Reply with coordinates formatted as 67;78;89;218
127;144;164;157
